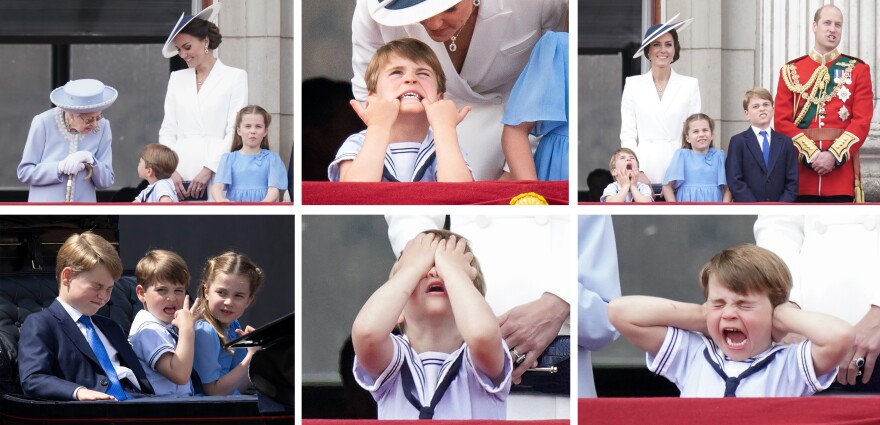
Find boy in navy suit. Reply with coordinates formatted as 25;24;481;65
726;88;798;202
18;231;154;400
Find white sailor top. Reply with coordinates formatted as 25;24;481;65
648;327;836;397
328;129;473;182
353;334;512;419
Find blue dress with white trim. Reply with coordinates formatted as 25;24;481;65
501;31;569;181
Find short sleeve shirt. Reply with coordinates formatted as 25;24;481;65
192;320;246;391
601;182;654;202
327;129;473;182
353;334;512;419
128;310;193;396
647;327;836;397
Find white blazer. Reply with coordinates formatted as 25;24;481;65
619;69;701;184
158;59;248;181
351;0;565;180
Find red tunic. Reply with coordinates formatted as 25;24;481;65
774;50;874;197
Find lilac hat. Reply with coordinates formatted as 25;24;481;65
49;79;118;113
162;2;222;58
632;13;694;59
369;0;460;26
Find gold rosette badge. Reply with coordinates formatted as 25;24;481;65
509;192;548;205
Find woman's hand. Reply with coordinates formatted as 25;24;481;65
171;171;186;199
189;167;215;199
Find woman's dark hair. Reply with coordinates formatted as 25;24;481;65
180;17;222;50
645;28;681;63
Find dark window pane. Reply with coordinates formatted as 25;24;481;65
70;44;169;190
0;0;190;39
0;45;52;190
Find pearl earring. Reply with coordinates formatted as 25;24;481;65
204;45;209;54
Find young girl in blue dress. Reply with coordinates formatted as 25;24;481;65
500;31;569;181
211;105;288;202
193;251;263;395
661;113;731;202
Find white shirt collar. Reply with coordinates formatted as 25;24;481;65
57;297;85;322
751;126;772;143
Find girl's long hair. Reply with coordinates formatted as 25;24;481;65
230;105;272;152
198;251;264;353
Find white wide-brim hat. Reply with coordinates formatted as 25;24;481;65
632;13;694;59
162;2;222;59
50;79;118;113
369;0;461;27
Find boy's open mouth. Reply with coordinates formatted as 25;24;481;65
626;163;633;171
426;281;446;293
723;328;748;348
400;92;422;101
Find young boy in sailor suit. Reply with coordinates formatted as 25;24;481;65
609;244;854;397
328;38;473;182
351;230;511;419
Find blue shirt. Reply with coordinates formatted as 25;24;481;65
192;320;246;393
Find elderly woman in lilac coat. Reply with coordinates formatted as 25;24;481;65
17;79;116;202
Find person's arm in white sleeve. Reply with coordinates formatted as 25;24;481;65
754;215;806;305
351;0;385;102
385;215;445;258
619;79;638;152
578;216;621;351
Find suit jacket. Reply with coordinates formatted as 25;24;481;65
726;128;798;202
18;299;154;400
620;70;701;184
158;59;248;181
351;0;565;180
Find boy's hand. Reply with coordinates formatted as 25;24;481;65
422;97;471;132
76;388;116;401
433;235;475;281
771;301;793;336
172;295;198;331
395;233;439;279
350;95;399;130
771;302;805;343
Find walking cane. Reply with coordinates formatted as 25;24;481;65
64;163;93;202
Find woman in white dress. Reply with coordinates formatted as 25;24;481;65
620;14;701;186
159;2;248;200
352;0;566;181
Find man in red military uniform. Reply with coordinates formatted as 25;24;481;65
774;4;874;202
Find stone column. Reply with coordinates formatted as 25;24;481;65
759;0;880;199
217;0;293;175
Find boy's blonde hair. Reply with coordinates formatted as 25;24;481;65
742;87;774;111
364;38;446;95
680;113;715;149
397;229;486;334
699;244;792;307
140;143;179;180
608;147;640;170
134;249;190;290
198;252;264;353
56;231;123;284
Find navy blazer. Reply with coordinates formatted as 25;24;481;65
18;299;154;400
726;128;798;202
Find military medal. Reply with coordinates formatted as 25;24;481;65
834;69;843;84
839;105;850;121
838;86;852;102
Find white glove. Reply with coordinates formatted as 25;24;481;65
57;151;93;175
